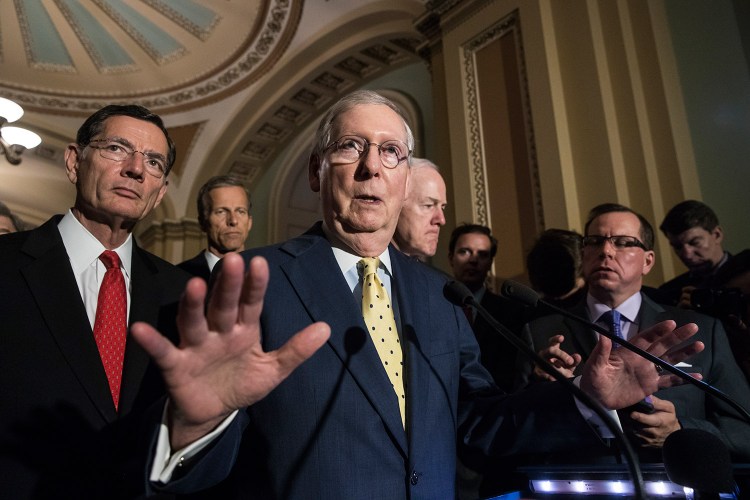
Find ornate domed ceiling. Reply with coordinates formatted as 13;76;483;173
0;0;299;115
0;0;430;236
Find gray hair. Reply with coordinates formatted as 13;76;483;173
410;157;439;171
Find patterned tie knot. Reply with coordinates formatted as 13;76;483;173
600;309;624;340
100;250;121;270
360;257;380;278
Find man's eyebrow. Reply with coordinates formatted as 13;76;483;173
109;136;167;159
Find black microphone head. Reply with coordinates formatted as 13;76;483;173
663;428;736;493
443;281;474;307
500;280;540;308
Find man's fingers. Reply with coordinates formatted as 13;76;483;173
275;322;331;377
175;277;210;346
633;321;699;355
547;334;565;346
661;341;705;365
131;321;178;370
206;253;248;332
238;256;270;325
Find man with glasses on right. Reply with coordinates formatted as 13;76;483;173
522;203;750;462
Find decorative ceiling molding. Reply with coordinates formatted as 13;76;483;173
0;0;301;115
225;36;424;185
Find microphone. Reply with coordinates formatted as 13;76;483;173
443;280;648;498
663;429;738;498
500;279;750;423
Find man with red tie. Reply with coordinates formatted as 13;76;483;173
0;105;191;498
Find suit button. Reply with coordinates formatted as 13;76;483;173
410;471;419;485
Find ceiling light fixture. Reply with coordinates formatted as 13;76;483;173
0;97;42;165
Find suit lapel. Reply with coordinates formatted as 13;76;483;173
120;244;161;414
567;301;598;358
278;232;407;453
390;252;432;453
636;293;667;330
20;219;117;423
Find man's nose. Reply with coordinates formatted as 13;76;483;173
601;239;617;257
679;245;694;260
122;152;145;179
434;208;446;226
359;144;383;176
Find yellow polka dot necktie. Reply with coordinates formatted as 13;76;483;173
360;257;406;427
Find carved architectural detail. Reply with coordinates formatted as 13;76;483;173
461;10;542;229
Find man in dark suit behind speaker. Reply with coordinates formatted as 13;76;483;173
448;223;530;392
524;203;750;462
178;175;252;282
134;92;707;499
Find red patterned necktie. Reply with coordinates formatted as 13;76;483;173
93;250;127;411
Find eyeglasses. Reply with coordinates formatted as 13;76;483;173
582;235;648;250
86;139;167;178
324;135;411;169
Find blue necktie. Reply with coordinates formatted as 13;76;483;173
601;309;653;407
601;309;624;347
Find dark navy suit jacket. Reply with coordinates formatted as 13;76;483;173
172;223;604;499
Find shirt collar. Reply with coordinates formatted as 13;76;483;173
203;250;221;271
587;291;642;323
331;245;393;278
474;286;487;304
58;209;133;278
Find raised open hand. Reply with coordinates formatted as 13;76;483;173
580;320;703;410
131;253;330;449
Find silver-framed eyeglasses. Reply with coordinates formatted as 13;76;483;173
325;135;411;169
582;235;648;251
86;138;167;178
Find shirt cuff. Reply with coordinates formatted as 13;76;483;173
150;401;239;484
572;375;621;439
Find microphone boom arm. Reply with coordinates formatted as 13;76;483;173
443;280;648;498
500;279;750;423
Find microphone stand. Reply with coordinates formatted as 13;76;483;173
500;280;750;424
443;281;648;499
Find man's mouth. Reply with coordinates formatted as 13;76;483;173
354;194;381;203
113;186;140;199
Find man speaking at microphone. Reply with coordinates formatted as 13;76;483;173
523;203;750;461
138;93;710;499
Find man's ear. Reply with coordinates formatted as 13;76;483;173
642;250;656;275
309;154;321;193
64;144;81;184
713;225;724;244
152;180;169;209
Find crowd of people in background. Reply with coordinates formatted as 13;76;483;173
0;92;748;500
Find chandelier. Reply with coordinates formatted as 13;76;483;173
0;97;42;165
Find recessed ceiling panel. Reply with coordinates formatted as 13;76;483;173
0;0;300;115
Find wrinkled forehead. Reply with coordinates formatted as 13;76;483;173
332;104;408;142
